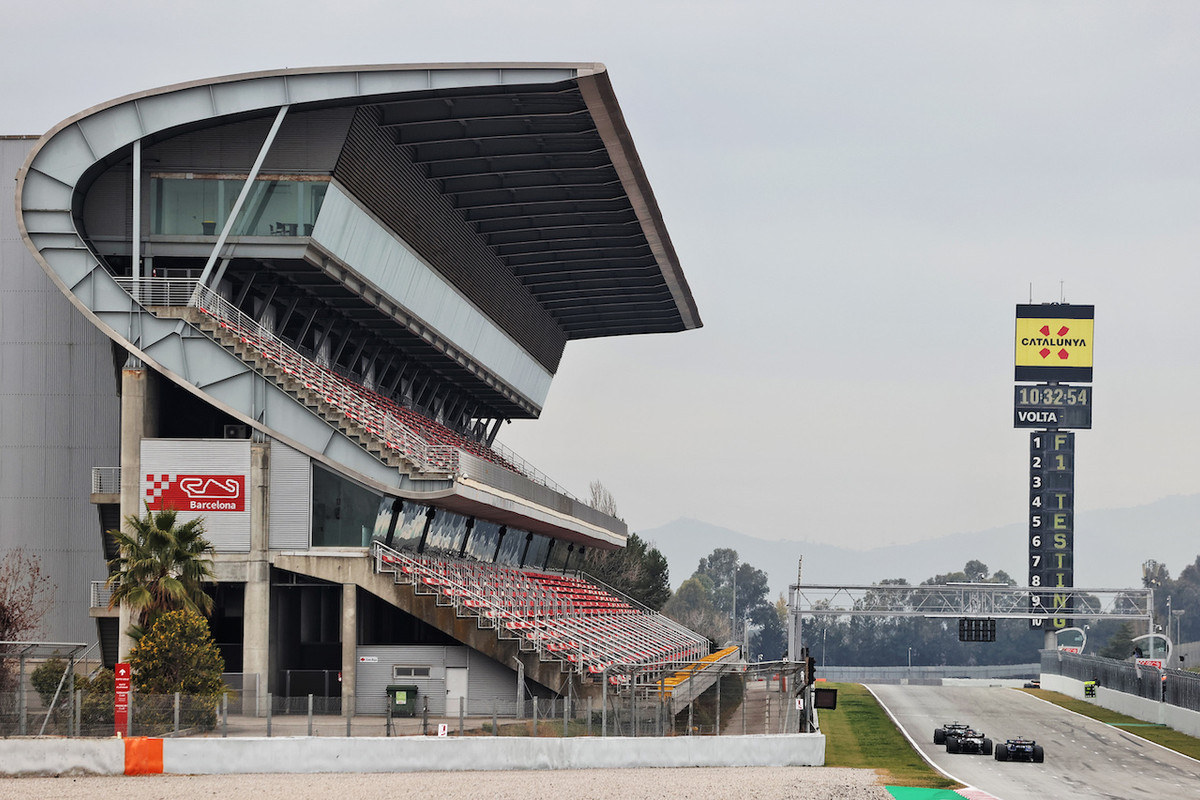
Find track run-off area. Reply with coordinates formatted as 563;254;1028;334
869;683;1200;800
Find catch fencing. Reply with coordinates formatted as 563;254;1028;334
1041;650;1200;709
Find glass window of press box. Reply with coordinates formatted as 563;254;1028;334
311;464;569;571
150;174;328;236
312;464;380;547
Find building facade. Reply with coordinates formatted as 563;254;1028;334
10;64;709;714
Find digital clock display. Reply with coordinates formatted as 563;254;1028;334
1015;385;1090;407
1014;384;1092;429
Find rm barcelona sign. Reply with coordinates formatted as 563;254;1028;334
145;474;246;512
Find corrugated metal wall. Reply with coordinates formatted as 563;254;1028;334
333;107;567;374
0;137;121;645
269;438;311;550
354;644;518;716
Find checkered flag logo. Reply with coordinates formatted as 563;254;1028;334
144;474;175;503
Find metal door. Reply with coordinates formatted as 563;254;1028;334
445;667;468;714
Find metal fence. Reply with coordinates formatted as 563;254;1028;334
0;658;805;739
1041;650;1200;708
0;660;259;738
384;661;804;738
0;686;234;738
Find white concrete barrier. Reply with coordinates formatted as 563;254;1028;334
0;739;125;777
1040;673;1200;739
167;734;824;774
0;733;825;776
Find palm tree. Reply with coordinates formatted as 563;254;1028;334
106;506;216;636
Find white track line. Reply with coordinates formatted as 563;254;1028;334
863;684;1001;800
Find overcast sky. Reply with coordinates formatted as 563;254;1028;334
3;2;1198;553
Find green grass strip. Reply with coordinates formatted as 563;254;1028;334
1021;688;1200;759
820;683;959;790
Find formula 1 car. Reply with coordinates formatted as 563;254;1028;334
945;728;993;755
994;737;1045;763
933;722;971;745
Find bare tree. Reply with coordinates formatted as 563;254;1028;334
0;549;54;641
588;480;620;517
0;549;55;691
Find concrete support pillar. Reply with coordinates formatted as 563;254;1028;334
244;442;271;715
341;582;357;717
118;366;157;662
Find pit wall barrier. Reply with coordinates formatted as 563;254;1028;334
0;733;825;776
1040;674;1200;739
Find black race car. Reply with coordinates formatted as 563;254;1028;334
995;737;1045;762
946;728;993;755
933;722;971;745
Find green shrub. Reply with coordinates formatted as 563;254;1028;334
31;657;71;707
129;609;225;731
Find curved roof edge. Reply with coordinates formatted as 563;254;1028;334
576;71;702;331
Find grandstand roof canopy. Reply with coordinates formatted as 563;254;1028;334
367;72;702;341
25;63;701;423
53;63;701;343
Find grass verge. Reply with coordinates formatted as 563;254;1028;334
819;682;959;789
1020;688;1200;759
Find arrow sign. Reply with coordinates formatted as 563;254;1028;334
115;662;131;737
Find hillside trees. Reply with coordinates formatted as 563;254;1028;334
695;549;771;624
1141;556;1200;644
808;562;1043;668
581;482;671;609
661;574;730;643
663;548;784;659
583;532;671;610
1098;621;1137;660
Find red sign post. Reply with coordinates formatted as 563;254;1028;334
114;662;131;737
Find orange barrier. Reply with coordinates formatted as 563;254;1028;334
123;737;163;775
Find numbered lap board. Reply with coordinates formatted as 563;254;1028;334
1015;303;1092;632
1028;431;1074;629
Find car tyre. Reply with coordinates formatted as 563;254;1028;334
947;736;960;753
934;728;946;745
1033;745;1044;763
995;746;1008;761
982;738;993;756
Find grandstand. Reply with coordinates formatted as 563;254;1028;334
9;63;723;717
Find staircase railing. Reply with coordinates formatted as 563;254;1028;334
110;277;575;492
90;466;120;494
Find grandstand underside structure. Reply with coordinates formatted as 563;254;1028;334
11;63;720;715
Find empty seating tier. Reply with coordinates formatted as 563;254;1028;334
192;300;521;477
373;542;710;682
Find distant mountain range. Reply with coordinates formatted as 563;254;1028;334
639;494;1200;600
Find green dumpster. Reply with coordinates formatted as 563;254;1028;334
387;684;419;717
